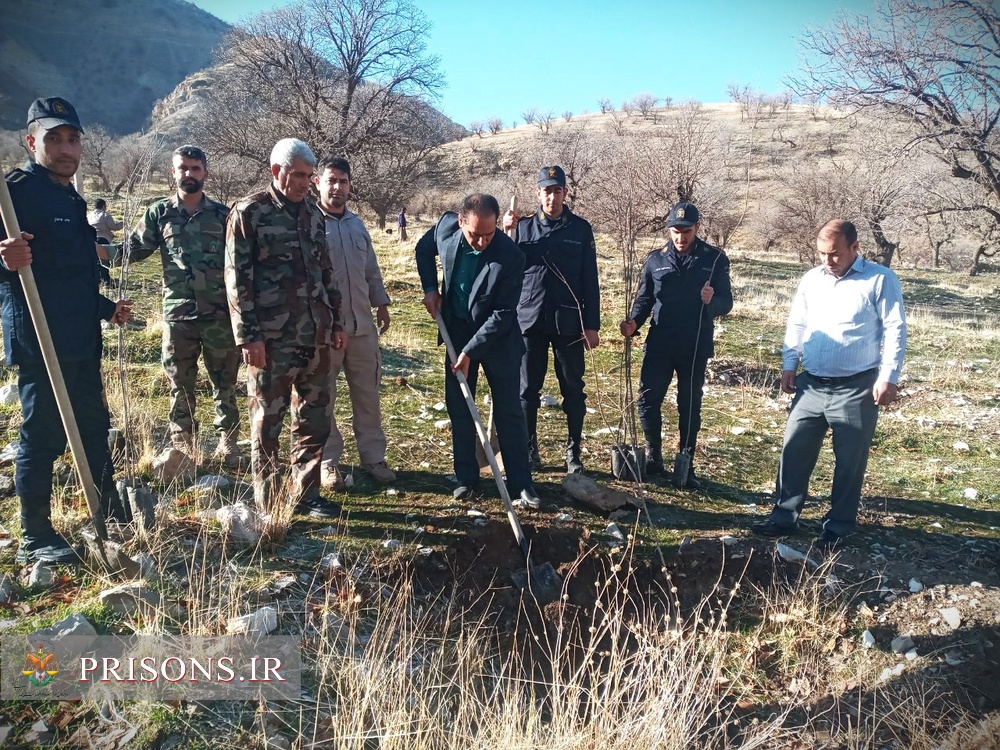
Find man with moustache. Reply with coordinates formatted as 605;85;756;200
313;157;395;489
0;97;133;563
225;138;345;517
128;145;243;466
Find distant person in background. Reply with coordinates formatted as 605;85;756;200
502;165;601;475
128;144;244;467
0;96;133;564
397;206;408;242
313;157;396;489
88;197;120;286
753;219;906;551
620;201;732;489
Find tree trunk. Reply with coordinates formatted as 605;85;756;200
869;220;897;267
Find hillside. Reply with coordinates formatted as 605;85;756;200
0;0;229;133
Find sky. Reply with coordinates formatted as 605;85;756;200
189;0;876;128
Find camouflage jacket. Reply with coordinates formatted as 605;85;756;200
128;193;230;321
225;184;341;347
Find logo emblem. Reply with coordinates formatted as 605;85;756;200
676;208;685;219
22;644;58;687
548;168;557;178
52;101;67;113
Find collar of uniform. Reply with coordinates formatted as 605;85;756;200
266;182;308;215
319;205;353;221
168;192;212;213
21;160;76;192
536;207;571;227
663;236;703;257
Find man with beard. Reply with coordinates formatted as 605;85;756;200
0;97;133;563
128;145;244;466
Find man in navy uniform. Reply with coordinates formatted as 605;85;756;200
503;166;600;474
620;201;732;488
0;97;133;564
416;193;542;509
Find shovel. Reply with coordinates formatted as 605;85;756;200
0;178;139;578
435;313;562;602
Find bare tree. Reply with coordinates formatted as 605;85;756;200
789;0;1000;227
521;107;538;126
470;120;485;138
630;93;659;120
487;117;503;135
536;111;555;134
772;162;854;262
83;124;117;192
562;110;573;123
598;97;614;114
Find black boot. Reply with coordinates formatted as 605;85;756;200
526;407;542;471
566;412;585;474
645;444;664;476
17;499;77;564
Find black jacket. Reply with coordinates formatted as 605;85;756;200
0;162;116;365
629;238;732;357
415;212;526;363
514;207;600;336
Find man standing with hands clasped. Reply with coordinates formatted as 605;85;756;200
502;165;601;475
620;201;732;488
754;219;906;551
0;97;133;564
313;157;396;489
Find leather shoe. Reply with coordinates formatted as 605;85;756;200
752;517;797;538
294;495;342;518
16;532;80;564
815;529;845;552
529;446;542;472
453;484;477;501
512;487;541;510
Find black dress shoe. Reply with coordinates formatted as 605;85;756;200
752;517;797;538
294;495;343;518
815;529;845;552
513;487;541;509
453;484;476;501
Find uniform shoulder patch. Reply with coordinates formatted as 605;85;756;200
5;169;28;184
232;192;268;212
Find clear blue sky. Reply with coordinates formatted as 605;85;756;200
190;0;876;127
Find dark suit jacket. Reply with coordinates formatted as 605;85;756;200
415;211;526;363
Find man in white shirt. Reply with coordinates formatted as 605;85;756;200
754;219;906;550
314;157;396;488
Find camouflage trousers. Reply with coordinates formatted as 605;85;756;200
163;318;241;438
248;343;331;510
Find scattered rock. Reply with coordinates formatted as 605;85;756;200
730;426;747;435
0;441;18;465
554;512;573;522
217;502;266;544
28;564;55;588
266;733;292;750
952;441;970;451
320;553;344;570
433;419;451;430
30;613;97;641
0;475;13;496
720;535;738;546
562;473;645;512
891;635;915;654
0;726;12;745
0;574;11;603
98;584;162;617
540;394;560;408
382;539;401;551
605;523;626;542
861;630;876;648
776;542;819;568
193;474;231;491
152;447;196;483
905;648;919;661
227;605;278;635
963;488;979;500
938;607;962;630
432;402;446;411
944;650;964;666
909;578;924;593
0;383;18;405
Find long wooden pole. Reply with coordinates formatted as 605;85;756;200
0;178;110;563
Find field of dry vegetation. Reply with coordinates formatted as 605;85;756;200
0;187;998;748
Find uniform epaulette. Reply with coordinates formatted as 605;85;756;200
232;192;269;212
5;168;29;183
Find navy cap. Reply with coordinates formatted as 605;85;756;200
667;201;699;228
537;165;566;188
26;97;84;133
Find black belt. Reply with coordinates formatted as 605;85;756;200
805;368;877;385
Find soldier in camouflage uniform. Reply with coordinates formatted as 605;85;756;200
128;144;244;467
225;138;345;517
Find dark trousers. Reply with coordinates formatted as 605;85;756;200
443;315;532;494
771;370;879;537
520;332;586;448
637;330;708;456
15;359;120;539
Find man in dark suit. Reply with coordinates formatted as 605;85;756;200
416;194;542;509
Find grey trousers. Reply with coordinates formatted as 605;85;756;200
771;370;879;536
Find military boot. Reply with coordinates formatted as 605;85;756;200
213;431;246;469
17;501;78;565
170;430;196;458
566;412;585;474
645;444;665;476
526;407;542;471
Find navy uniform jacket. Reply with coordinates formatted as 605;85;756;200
0;161;116;366
415;211;526;363
629;237;732;358
514;207;600;337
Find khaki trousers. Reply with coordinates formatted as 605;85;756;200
322;330;387;466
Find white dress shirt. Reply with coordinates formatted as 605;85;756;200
782;256;906;383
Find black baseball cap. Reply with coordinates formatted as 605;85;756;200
537;165;566;188
667;201;699;228
26;97;84;133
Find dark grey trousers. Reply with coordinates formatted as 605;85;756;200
771;370;879;537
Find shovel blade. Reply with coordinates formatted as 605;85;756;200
511;562;562;603
81;530;142;579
